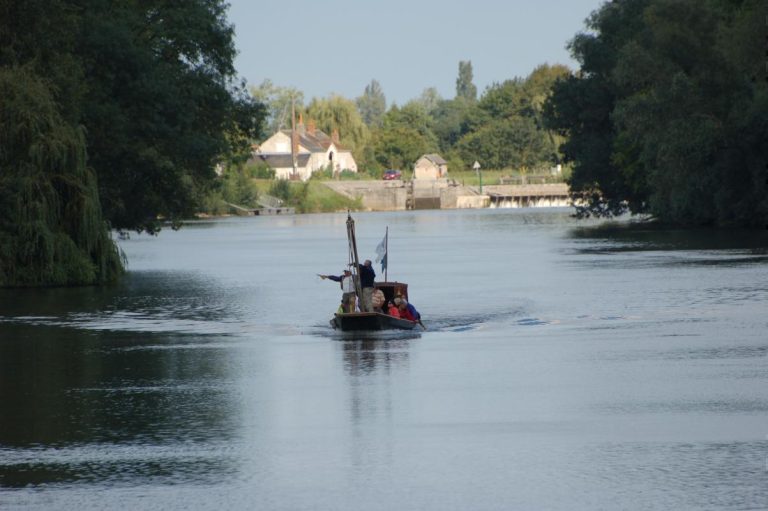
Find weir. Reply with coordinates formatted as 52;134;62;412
483;183;571;209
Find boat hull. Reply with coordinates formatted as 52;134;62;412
331;312;417;331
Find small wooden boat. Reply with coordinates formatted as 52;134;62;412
331;281;417;331
329;214;420;332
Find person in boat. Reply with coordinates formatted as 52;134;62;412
387;301;400;317
351;260;376;312
372;288;385;313
395;297;420;322
320;269;356;313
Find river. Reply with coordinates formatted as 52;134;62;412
1;208;767;510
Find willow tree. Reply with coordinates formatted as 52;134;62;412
305;95;370;152
0;0;264;286
0;67;123;286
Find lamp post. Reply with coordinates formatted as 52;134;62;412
473;160;482;194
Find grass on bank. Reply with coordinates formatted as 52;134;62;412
253;179;362;214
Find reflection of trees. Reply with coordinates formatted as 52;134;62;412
0;324;238;486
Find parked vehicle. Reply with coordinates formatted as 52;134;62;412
382;169;402;180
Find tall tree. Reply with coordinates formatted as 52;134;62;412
0;0;264;286
368;104;439;171
456;60;477;101
79;0;264;233
457;117;549;171
305;95;370;152
544;0;651;217
356;79;386;128
545;0;767;226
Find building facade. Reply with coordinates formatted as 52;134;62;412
254;122;358;180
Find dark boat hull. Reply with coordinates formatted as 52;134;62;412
331;312;417;331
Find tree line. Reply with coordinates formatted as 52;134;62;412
2;0;763;287
544;0;767;227
251;61;569;178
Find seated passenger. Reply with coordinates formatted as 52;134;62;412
372;288;385;313
398;301;416;322
387;301;400;317
402;299;420;321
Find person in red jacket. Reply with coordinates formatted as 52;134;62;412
387;301;400;317
397;300;416;322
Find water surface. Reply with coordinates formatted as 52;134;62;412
1;209;767;510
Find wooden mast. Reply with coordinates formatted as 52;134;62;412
346;212;363;310
290;97;298;178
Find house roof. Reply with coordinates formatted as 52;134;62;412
256;153;311;168
278;127;349;152
421;153;447;165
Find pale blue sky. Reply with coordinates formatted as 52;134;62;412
226;0;605;105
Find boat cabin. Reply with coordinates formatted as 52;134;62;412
374;281;409;308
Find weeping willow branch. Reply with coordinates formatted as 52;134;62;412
0;66;124;287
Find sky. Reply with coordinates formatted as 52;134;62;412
225;0;605;106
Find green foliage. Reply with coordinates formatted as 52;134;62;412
456;60;477;101
545;0;767;226
457;118;550;170
77;1;265;232
246;161;276;179
0;0;265;285
305;95;370;152
431;97;481;152
356;79;386;128
267;180;361;213
0;66;123;286
370;126;434;171
200;166;260;215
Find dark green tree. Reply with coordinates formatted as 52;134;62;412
456;60;477;101
546;0;767;226
431;97;482;152
368;104;438;171
0;66;124;286
544;0;653;217
0;0;265;286
457;117;549;171
78;0;264;233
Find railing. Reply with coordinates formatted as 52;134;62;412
498;174;564;185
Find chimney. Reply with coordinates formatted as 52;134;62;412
332;128;340;144
307;119;316;135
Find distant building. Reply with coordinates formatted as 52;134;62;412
414;154;448;180
252;119;357;180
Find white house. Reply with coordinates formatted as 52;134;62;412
253;120;358;180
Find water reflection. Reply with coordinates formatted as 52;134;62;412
339;336;415;377
0;270;244;335
568;221;768;253
0;323;240;488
